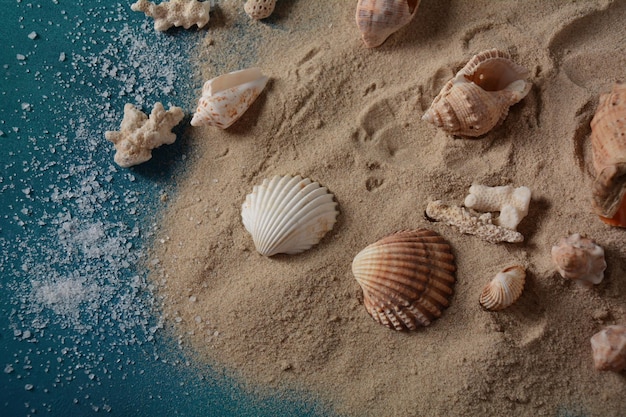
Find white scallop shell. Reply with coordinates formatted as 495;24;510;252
190;67;269;129
479;265;526;311
241;175;339;256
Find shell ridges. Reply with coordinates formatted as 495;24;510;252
352;229;456;331
241;175;339;256
479;265;526;311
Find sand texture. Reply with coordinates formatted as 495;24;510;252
151;1;626;416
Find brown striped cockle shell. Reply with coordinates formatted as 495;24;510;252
355;0;421;48
590;325;626;372
590;82;626;227
478;265;525;311
351;229;456;331
422;49;531;138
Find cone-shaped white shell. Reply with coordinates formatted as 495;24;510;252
241;175;339;256
191;67;269;129
479;265;526;311
355;0;421;48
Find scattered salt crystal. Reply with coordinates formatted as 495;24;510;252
21;102;31;111
4;364;14;374
59;52;66;62
27;31;37;40
188;296;196;303
17;54;26;61
24;383;34;391
22;330;32;339
0;130;4;137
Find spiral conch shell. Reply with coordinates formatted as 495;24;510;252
422;49;532;137
590;325;626;372
590;82;626;227
355;0;421;48
478;265;525;311
551;234;606;287
241;175;339;256
191;68;269;129
352;229;456;331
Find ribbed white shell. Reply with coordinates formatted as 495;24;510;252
190;67;269;129
479;265;526;311
241;175;339;256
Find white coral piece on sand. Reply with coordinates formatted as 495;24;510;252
426;200;524;244
105;102;184;168
464;184;531;230
131;0;210;32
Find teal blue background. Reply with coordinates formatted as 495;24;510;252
0;1;332;416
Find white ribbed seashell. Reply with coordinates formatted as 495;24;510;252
241;175;339;256
422;49;531;137
352;229;456;331
244;0;276;20
479;265;526;311
190;67;269;129
355;0;421;48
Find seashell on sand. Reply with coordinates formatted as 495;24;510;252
551;234;606;287
590;82;626;227
590;325;626;372
191;67;269;129
478;265;525;311
244;0;276;20
355;0;421;48
422;49;531;137
241;175;339;256
352;229;456;331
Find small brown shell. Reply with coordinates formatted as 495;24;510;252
352;229;456;331
590;82;626;226
355;0;421;48
551;234;606;287
422;49;531;137
590;325;626;372
478;265;525;311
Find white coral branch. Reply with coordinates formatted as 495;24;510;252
131;0;210;32
464;184;531;230
105;102;184;168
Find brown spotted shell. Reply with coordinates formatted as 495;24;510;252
590;82;626;224
351;229;456;331
355;0;421;48
590;325;626;372
244;0;276;20
478;265;525;311
422;49;531;137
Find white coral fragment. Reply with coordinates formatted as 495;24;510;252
131;0;210;32
426;200;524;244
464;184;531;230
105;102;184;168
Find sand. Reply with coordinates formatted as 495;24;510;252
150;1;626;416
